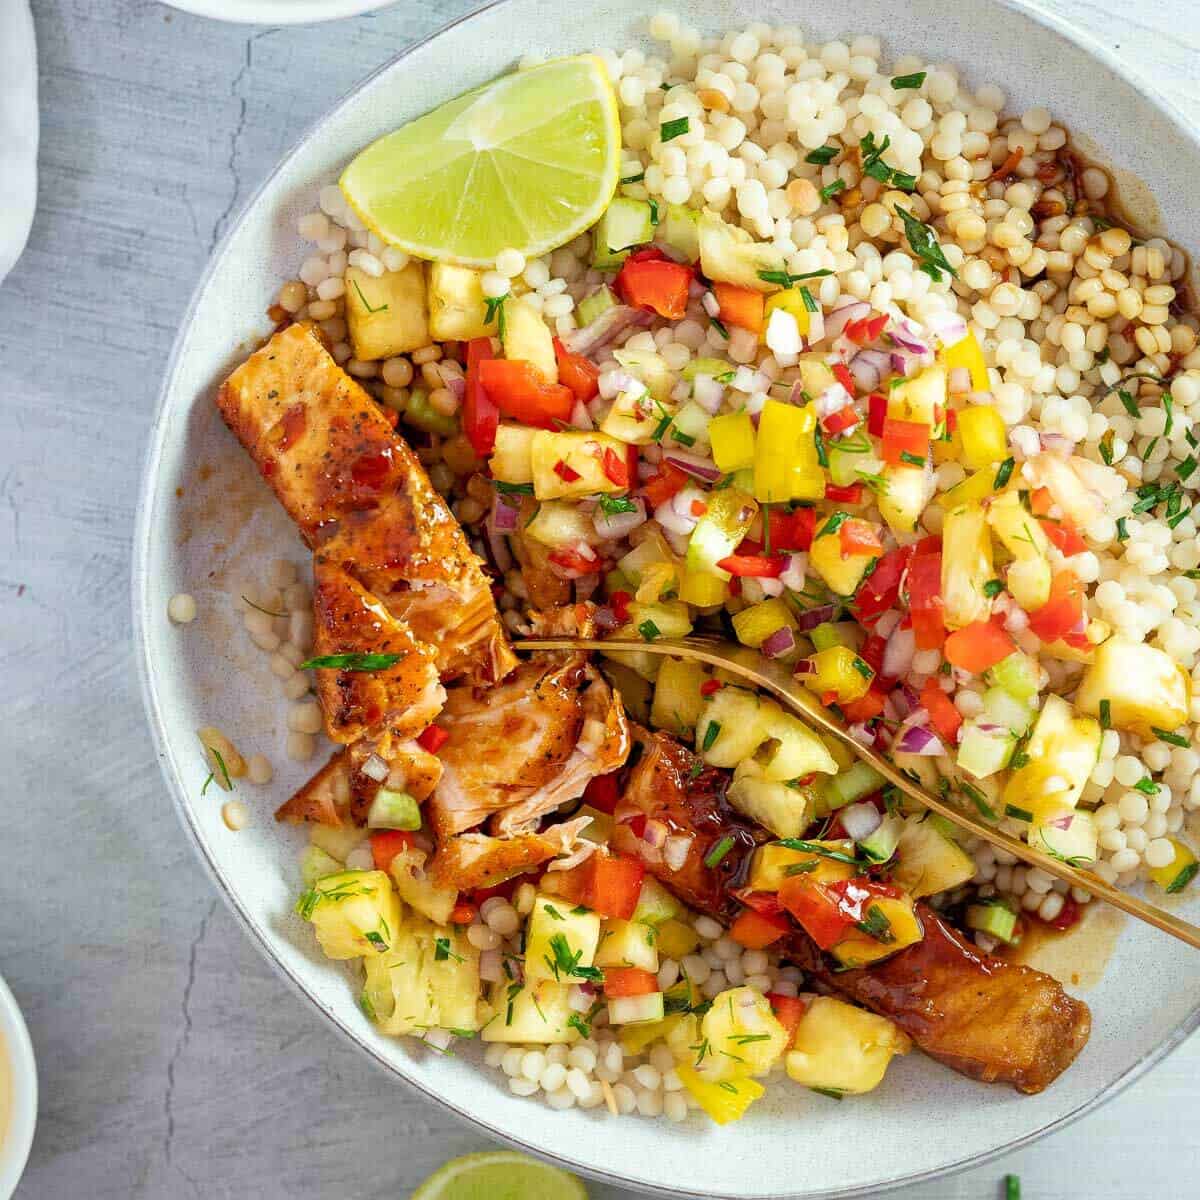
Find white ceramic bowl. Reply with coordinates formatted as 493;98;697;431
159;0;396;26
134;1;1200;1195
0;974;36;1199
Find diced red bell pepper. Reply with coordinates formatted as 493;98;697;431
1027;570;1086;643
553;337;600;402
943;620;1016;674
616;257;692;320
1046;896;1080;931
881;417;931;466
370;830;416;871
583;772;621;815
766;993;810;1047
641;461;689;508
553;459;582;482
449;900;478;925
920;676;963;744
550;853;645;920
778;876;856;949
478;358;574;427
839;518;883;557
602;447;630;488
906;551;945;650
464;337;499;456
1029;486;1055;517
609;589;632;623
700;677;723;697
768;506;816;552
416;724;449;753
844;312;888;345
734;889;785;916
729;908;792;949
853;545;913;626
858;633;888;676
832;361;857;395
822;405;861;436
717;554;785;578
603;966;659;997
1040;519;1088;556
825;481;864;504
712;282;765;334
840;688;886;723
867;392;887;437
548;546;598;574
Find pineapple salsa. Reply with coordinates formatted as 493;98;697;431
255;14;1200;1121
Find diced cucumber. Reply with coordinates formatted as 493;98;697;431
525;893;602;984
576;283;618;327
405;388;458;437
593;198;656;269
965;900;1018;943
981;686;1035;734
366;787;422;831
810;622;857;652
595;918;659;973
956;723;1015;780
824;761;886;809
608;992;666;1025
628;599;693;639
617;529;675;586
892;815;976;897
631;876;682;927
669;400;712;450
986;651;1041;704
661;203;701;262
576;804;615;845
309;823;367;863
650;657;708;738
858;810;903;863
300;844;344;887
682;356;733;381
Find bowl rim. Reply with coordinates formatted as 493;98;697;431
132;1;1200;1195
158;0;396;26
0;972;37;1199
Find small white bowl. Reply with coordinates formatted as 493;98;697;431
0;974;34;1200
159;0;396;25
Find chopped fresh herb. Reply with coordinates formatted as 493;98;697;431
814;424;829;468
1116;517;1129;541
201;746;233;798
704;834;735;868
1099;698;1112;730
701;720;722;753
851;655;873;679
364;929;388;951
811;1086;844;1101
638;618;661;642
776;839;863;866
690;1036;712;1066
1134;777;1160;795
434;936;463;963
504;981;522;1025
1117;388;1140;418
983;578;1004;598
856;469;890;495
1179;456;1197;481
351;277;389;313
661;116;689;142
715;370;736;384
1005;804;1034;822
620;170;645;184
1151;726;1190;747
960;780;997;820
567;1012;592;1038
545;932;603;982
856;904;895;943
895;206;957;281
484;293;508;338
1009;749;1030;770
495;480;535;495
299;652;405;671
542;903;565;920
671;427;696;447
1167;862;1200;894
757;268;833;287
359;992;377;1021
648;197;660;226
783;859;820;876
710;316;729;339
1163;392;1175;437
819;179;847;202
241;595;287;618
859;132;916;192
891;71;927;89
597;494;638;515
805;145;839;165
899;450;926;467
687;759;704;781
1168;506;1192;529
799;285;819;313
816;510;848;539
731;1033;772;1046
1005;1174;1021;1200
993;457;1015;489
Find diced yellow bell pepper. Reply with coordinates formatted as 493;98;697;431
830;894;925;968
732;597;796;649
657;918;701;961
676;1064;765;1125
762;288;812;341
801;645;873;704
748;841;857;890
938;330;990;393
635;560;678;604
932;427;963;465
678;569;729;607
1148;839;1198;894
957;404;1007;470
754;400;825;503
620;1012;685;1056
709;410;757;473
808;522;877;596
937;466;995;510
888;365;946;425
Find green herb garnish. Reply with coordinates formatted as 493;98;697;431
856;904;895;943
661;116;689;142
819;179;847;202
895;206;957;281
1005;804;1033;822
1151;727;1190;747
983;579;1004;598
638;618;661;642
351;277;389;313
598;494;638;515
1099;698;1112;730
484;293;508;338
776;839;863;866
434;936;463;963
994;457;1015;489
805;145;839;165
891;71;926;89
704;835;735;869
299;652;405;671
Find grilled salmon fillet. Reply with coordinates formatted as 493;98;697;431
616;726;1091;1094
215;322;515;688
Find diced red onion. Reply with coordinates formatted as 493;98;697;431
575;572;601;602
570;399;595;430
1040;431;1076;456
642;819;669;848
841;801;883;841
744;391;768;419
793;658;817;676
361;753;389;782
884;689;908;722
664;451;722;483
757;577;785;598
661;527;690;557
793;603;838;631
491;494;520;532
948;366;972;395
848;722;877;748
888;317;931;355
479;948;504;983
824;300;871;341
568;984;595;1012
692;373;725;414
806;308;825;345
848;349;890;392
594;605;619;632
761;625;796;658
925;309;968;347
779;552;807;592
593;497;646;541
446;375;467;402
897;723;946;755
882;625;916;679
562;304;653;357
663;834;692;871
421;1028;455;1052
814;381;854;418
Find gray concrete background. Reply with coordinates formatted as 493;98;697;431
2;1;1198;1196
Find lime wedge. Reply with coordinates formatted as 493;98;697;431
411;1151;588;1200
340;56;620;266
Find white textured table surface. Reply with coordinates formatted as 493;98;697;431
2;1;1199;1196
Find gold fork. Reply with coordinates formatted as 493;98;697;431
517;634;1200;950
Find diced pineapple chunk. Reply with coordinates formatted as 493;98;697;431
657;918;701;961
809;526;877;597
676;1064;765;1124
887;365;946;425
525;894;602;984
529;430;629;499
940;504;994;629
748;840;857;891
388;847;458;926
786;996;911;1094
878;463;933;535
697;210;785;291
345;263;429;361
614;347;674;403
1003;694;1100;814
361;914;480;1037
1074;638;1191;737
732;597;797;650
696;686;768;766
524;499;596;548
986;491;1051;611
309;823;368;863
298;870;402;960
800;645;873;704
693;987;789;1082
727;759;810;839
501;296;557;382
1029;803;1098;865
650;657;709;738
601;387;670;444
428;262;494;341
1148;838;1198;893
595;918;660;973
891;816;976;898
481;980;579;1043
829;895;924;968
490;424;536;484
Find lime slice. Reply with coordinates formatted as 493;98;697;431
411;1151;589;1200
340;56;620;266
